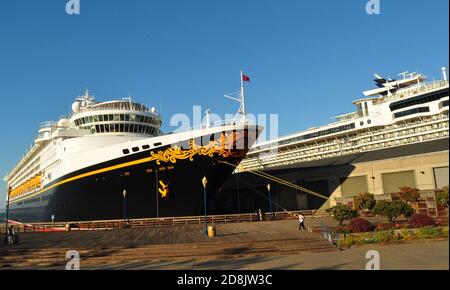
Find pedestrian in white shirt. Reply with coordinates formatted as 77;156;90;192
298;213;306;231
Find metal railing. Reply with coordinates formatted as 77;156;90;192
0;210;330;234
321;222;340;247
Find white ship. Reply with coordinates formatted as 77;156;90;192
218;67;449;212
5;79;261;222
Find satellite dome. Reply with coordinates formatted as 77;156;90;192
151;107;157;113
71;101;80;113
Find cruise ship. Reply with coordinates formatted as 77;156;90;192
5;86;261;222
217;67;449;213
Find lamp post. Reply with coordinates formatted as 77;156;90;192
267;183;273;221
4;187;11;245
122;189;127;225
155;169;159;218
202;176;208;236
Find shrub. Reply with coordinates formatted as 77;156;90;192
397;229;417;240
398;187;420;204
373;200;414;222
408;213;435;228
347;217;374;233
326;205;359;225
416;226;443;239
354;192;376;212
436;186;449;208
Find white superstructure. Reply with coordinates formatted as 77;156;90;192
4;91;165;200
241;67;449;171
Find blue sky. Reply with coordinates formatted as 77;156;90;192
0;0;448;209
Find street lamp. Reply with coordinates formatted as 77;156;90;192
267;183;273;221
202;176;208;236
4;187;11;245
122;189;127;226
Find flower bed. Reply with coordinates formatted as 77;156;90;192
339;226;449;248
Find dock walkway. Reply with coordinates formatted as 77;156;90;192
0;220;336;269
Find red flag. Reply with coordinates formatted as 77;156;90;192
242;74;250;82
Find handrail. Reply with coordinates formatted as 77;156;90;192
0;210;330;234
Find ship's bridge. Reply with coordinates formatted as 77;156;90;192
70;92;162;136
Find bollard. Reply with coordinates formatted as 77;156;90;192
207;225;216;238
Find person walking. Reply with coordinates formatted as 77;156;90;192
258;209;263;221
297;213;306;231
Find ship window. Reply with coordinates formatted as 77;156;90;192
142;145;150;150
89;116;93;123
103;114;109;121
100;124;105;133
114;124;120;132
124;124;129;132
95;125;100;133
394;107;430;118
99;115;104;122
123;149;130;154
93;115;99;122
120;114;125;121
133;125;139;133
114;114;120;121
132;147;139;152
154;142;162;147
144;116;150;123
439;100;449;109
390;89;448;111
130;114;136;122
119;123;124;132
125;114;130;121
108;114;113;121
104;124;110;133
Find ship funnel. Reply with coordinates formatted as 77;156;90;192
442;66;448;82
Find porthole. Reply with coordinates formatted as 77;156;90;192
122;149;130;155
132;147;140;152
360;121;364;126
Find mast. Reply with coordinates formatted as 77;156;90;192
240;70;246;117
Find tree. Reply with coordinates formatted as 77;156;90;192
373;200;414;222
398;187;420;205
354;192;376;212
326;205;359;225
436;186;449;208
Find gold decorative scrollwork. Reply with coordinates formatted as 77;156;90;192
149;132;246;165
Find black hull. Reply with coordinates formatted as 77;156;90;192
9;128;258;223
